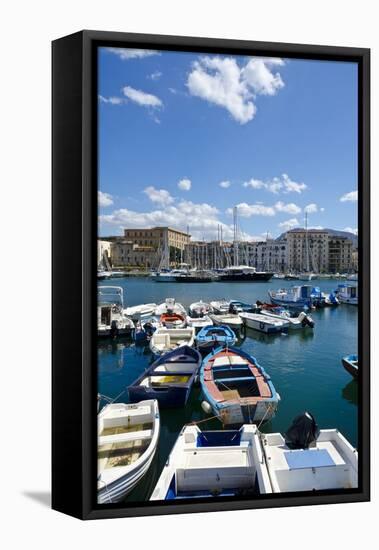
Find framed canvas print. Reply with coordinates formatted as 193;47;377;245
52;30;370;520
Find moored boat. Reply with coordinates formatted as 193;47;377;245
128;346;201;407
336;284;358;305
97;400;160;503
149;327;195;356
210;299;230;314
218;265;274;282
124;303;157;321
189;300;213;317
200;346;280;426
239;312;289;334
268;285;314;310
186;315;213;331
209;313;243;331
160;312;186;329
196;324;236;354
257;412;358;492
97;286;135;338
228;300;254;313
342;354;358;378
257;308;314;330
150;424;271;500
134;316;161;344
155;298;187;316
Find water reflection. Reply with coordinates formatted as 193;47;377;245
342;379;358;406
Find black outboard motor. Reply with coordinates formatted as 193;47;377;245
229;303;237;314
110;320;119;339
284;411;320;449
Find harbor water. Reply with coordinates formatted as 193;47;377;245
97;277;358;502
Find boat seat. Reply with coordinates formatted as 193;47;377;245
204;380;225;402
255;377;272;398
99;428;152;446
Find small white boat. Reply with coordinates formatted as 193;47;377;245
124;303;157;321
186;315;213;331
97;400;160;504
97;270;111;280
209;313;243;330
189;300;213;317
98;286;135;338
239;312;289;334
298;272;315;281
150;424;270;500
210;300;230;314
149;327;195;356
260;310;314;330
155;298;186;316
336;284;358;305
257;413;358;493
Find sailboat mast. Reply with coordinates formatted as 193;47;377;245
233;206;239;266
305;211;310;272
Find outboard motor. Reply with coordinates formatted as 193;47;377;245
298;311;314;328
284;411;320;449
110;320;119;339
229;303;238;314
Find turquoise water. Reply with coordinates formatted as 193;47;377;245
97;277;358;502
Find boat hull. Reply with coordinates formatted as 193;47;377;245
219;272;273;282
342;355;358;378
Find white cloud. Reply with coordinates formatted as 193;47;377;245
242;174;307;194
226;203;276;217
219;180;231;188
98;191;114;207
148;71;162;81
106;47;160;60
187;56;284;124
278;218;299;231
243;178;265;189
98;95;125;105
320;207;325;212
343;227;358;235
177;178;192;191
274;201;301;214
304;203;318;214
340;190;358;202
143;186;174;206
123;86;162;108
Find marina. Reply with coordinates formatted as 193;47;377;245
98;276;358;503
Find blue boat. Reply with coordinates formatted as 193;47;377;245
128;346;202;408
196;325;236;355
200;346;280;426
268;285;313;310
342;354;358;379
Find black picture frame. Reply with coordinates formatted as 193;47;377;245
52;30;370;520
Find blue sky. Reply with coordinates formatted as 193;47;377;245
98;47;358;241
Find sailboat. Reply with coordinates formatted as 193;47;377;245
298;212;315;281
219;207;273;282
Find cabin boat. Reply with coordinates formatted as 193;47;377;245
153;270;183;282
200;346;280;426
210;300;230;314
149;327;195;356
268;285;314;310
186;315;213;331
155;298;187;316
218;265;273;282
150;424;271;500
342;354;358;378
124;303;157;321
175;270;216;283
209;313;243;331
196;325;236;354
336;284;358;305
128;346;201;408
257;413;358;493
97;286;135;338
228;300;254;313
257;308;314;330
189;301;213;318
97;400;160;504
160;312;186;329
239;312;289;334
134;316;161;344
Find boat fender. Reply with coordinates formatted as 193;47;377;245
201;401;212;414
110;320;119;339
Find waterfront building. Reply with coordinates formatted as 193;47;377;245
110;240;158;269
246;240;288;273
328;236;354;274
124;227;190;252
286;229;329;273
